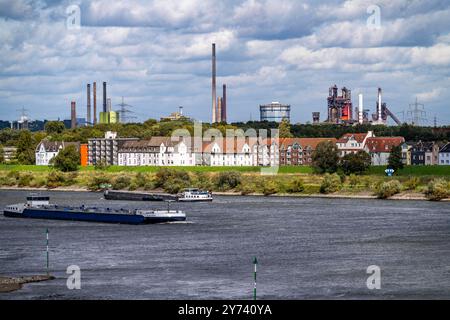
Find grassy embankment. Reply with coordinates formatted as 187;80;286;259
0;165;448;200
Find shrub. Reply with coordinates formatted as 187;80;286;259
134;172;149;188
193;172;214;190
348;174;359;188
155;168;190;188
286;178;304;193
163;179;187;194
376;180;402;199
240;183;257;195
320;173;342;194
404;177;420;191
216;171;242;191
46;171;66;189
425;179;449;201
18;173;33;187
262;180;278;196
112;176;132;190
144;181;156;191
87;174;111;191
29;177;46;188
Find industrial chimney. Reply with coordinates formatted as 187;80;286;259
87;84;91;126
217;97;222;123
212;43;216;123
358;93;364;125
103;82;107;113
222;84;227;123
71;101;76;129
93;82;97;124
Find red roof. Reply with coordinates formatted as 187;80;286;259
280;138;337;150
337;133;368;144
365;137;405;153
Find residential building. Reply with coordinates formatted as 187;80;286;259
336;131;375;157
117;137;196;167
88;131;138;166
35;141;80;166
410;141;439;165
279;138;337;166
203;138;253;167
439;143;450;165
2;146;17;163
401;143;412;165
364;137;405;166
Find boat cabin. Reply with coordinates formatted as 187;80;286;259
26;195;50;206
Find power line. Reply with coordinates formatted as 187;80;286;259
115;96;137;123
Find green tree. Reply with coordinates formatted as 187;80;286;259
16;130;35;164
388;145;404;171
278;118;293;138
45;121;66;135
52;145;80;172
312;141;340;173
0;145;4;163
339;151;371;175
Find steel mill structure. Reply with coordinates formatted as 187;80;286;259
319;85;402;126
211;43;227;123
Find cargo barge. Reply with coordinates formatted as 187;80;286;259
3;195;186;225
104;189;213;202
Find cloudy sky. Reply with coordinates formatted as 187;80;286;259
1;0;450;125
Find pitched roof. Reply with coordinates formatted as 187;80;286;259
37;141;79;153
279;138;337;150
440;142;450;153
365;137;405;153
337;133;369;144
203;137;251;153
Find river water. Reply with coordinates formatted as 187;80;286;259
0;189;449;299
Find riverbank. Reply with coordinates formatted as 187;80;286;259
0;275;55;293
1;186;448;202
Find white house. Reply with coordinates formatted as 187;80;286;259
439;143;450;165
117;137;195;166
35;141;79;166
336;131;374;157
203;138;253;167
364;137;405;166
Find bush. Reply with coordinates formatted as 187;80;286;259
425;179;449;201
240;183;257;195
29;177;46;188
216;171;242;191
286;178;304;193
112;176;132;190
155;168;190;188
18;173;33;187
134;172;149;188
262;180;278;196
46;171;66;189
320;173;342;194
87;174;111;191
348;174;359;188
193;172;214;190
404;177;420;191
376;180;402;199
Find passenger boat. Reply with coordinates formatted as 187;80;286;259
177;189;213;202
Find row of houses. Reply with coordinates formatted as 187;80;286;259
35;131;450;167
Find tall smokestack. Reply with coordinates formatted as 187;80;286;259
222;84;227;123
217;97;222;123
212;43;216;123
103;81;107;113
358;93;364;125
378;88;382;122
71;101;76;129
93;82;97;124
87;84;91;126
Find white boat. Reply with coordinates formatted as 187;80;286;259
178;189;213;202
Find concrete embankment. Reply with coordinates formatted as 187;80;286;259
0;275;55;293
